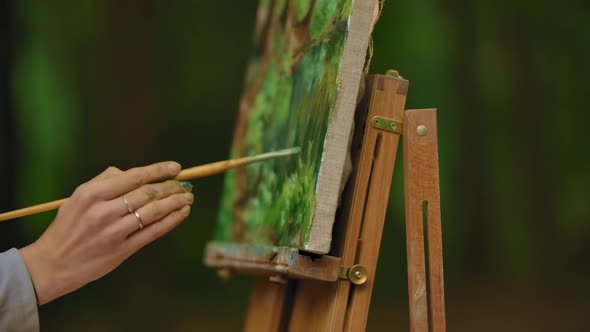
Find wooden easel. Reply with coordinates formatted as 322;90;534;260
205;72;446;331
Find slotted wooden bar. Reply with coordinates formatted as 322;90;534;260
403;109;446;332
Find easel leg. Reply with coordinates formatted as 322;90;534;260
343;76;407;331
403;109;446;332
244;278;289;332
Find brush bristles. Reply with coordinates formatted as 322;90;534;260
248;147;301;162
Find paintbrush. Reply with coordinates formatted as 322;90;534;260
0;147;301;222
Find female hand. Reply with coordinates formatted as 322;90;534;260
20;161;194;305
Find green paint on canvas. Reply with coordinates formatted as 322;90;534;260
215;0;353;249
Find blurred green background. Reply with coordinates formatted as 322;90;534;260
1;0;589;331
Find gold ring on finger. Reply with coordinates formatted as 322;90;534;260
121;195;134;213
134;211;145;230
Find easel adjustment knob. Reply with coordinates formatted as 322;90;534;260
338;264;369;285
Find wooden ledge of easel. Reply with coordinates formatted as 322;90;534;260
203;242;342;282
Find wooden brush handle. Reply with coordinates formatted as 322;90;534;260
0;148;299;222
0;199;67;222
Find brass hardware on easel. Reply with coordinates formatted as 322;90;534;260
371;116;403;134
417;124;428;136
338;264;369;285
385;69;402;78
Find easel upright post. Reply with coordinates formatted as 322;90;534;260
286;73;408;331
342;74;408;331
403;109;446;332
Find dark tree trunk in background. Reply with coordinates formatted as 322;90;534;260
439;0;494;275
107;0;156;168
107;3;166;332
0;0;20;251
503;10;561;270
439;0;566;275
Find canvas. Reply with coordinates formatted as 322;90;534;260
213;0;377;254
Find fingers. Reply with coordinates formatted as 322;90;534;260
90;166;123;182
120;192;193;234
125;205;191;253
117;180;191;216
93;162;181;200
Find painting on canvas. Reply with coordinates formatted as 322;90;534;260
213;0;377;254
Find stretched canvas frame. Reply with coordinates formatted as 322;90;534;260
213;0;378;254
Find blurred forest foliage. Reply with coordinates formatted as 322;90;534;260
1;0;589;331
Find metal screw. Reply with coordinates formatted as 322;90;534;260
390;122;397;130
417;125;428;136
354;270;363;279
385;69;400;78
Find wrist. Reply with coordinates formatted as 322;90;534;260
20;241;69;305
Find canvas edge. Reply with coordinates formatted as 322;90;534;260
304;0;378;254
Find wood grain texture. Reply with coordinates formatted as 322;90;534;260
288;74;408;331
344;76;407;332
244;279;289;332
403;109;446;332
204;242;342;282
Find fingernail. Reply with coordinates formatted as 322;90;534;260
179;181;194;192
181;205;191;216
168;162;181;174
184;193;194;204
